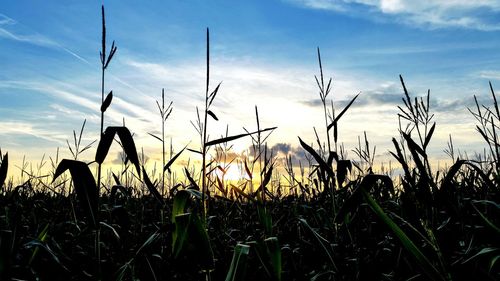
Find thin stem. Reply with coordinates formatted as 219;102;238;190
161;89;166;197
201;28;209;222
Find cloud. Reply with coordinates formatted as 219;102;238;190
0;14;16;25
300;81;401;108
286;0;500;31
0;121;67;145
271;143;293;155
0;13;90;64
478;70;500;80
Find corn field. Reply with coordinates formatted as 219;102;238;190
0;6;499;281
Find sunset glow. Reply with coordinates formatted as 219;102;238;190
0;1;499;178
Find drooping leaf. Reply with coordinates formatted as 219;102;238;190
231;184;256;202
142;167;163;205
53;159;98;228
243;160;253;180
471;201;500;235
101;91;113;113
24;240;68;272
184;168;200;190
440;159;466;194
298;137;335;181
0;152;7;189
390;138;412;185
403;132;427;157
336;159;352;187
148;133;162;142
95;128;115;164
259;164;274;193
99;221;120;242
95;126;140;174
462;247;500;265
116;127;140;174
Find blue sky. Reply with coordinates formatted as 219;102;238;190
1;0;500;177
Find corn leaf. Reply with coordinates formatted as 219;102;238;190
225;244;250;281
298;218;337;270
206;127;276;147
361;187;445;281
142;166;163;205
265;237;282;281
95;126;140;174
101;91;113;113
172;190;190;223
53;159;98;228
327;93;359;131
164;144;187;173
0;152;7;189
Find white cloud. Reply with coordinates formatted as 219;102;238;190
0;121;67;144
0;13;91;64
0;13;16;25
478;70;500;80
286;0;500;30
290;0;347;11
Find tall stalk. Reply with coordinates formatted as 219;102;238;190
201;28;210;221
97;5;117;195
315;48;333;153
96;6;116;279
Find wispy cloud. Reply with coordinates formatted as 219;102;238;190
286;0;500;31
478;70;500;80
0;12;91;64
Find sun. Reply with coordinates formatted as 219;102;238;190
214;164;244;182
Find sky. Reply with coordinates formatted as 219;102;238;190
1;0;500;180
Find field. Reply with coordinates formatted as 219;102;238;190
0;6;499;281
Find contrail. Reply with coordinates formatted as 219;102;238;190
0;11;148;96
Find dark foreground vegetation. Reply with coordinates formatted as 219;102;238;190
0;6;499;281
